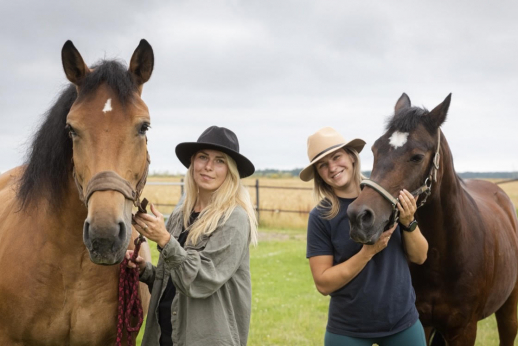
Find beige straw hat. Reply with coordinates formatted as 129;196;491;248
299;127;366;182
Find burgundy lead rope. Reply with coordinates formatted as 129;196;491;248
116;198;149;346
116;236;146;346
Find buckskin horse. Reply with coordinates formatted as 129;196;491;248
0;40;154;345
347;94;518;345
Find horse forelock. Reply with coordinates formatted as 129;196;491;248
78;60;139;106
17;60;140;210
385;106;437;135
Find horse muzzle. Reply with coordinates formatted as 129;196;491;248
347;190;394;244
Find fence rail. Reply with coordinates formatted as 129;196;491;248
148;179;311;221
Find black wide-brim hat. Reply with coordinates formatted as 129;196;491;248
175;126;255;178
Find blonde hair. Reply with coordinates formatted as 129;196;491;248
313;147;365;219
175;152;258;246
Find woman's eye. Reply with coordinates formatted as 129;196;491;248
66;124;77;138
139;123;150;135
410;154;424;162
216;159;225;164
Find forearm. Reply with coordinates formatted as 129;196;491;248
402;226;428;264
314;249;372;295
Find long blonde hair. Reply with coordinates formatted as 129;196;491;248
313;147;364;219
175;152;258;246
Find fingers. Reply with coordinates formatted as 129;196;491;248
150;203;163;219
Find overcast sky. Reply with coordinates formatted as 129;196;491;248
1;0;517;174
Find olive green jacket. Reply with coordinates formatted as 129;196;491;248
139;205;252;346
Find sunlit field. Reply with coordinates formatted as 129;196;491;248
142;176;518;230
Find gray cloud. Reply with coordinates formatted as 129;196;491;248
1;0;517;174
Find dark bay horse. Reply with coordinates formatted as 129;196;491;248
0;40;153;345
347;94;518;345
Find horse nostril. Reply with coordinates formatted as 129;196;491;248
83;220;90;244
118;222;126;241
359;209;374;228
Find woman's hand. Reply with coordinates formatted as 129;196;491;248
361;223;397;259
125;250;147;274
398;189;418;227
133;203;171;248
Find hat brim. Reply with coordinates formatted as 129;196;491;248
299;139;366;182
175;142;255;178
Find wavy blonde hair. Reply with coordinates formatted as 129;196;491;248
174;152;258;246
313;147;365;219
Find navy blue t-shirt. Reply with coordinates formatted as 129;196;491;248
306;197;418;338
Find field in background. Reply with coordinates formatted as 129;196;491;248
143;176;518;230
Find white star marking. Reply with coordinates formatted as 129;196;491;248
389;131;409;149
102;98;112;113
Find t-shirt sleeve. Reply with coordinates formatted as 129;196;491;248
306;209;334;258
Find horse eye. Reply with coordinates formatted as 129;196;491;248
65;124;77;138
410;154;424;162
139;123;150;135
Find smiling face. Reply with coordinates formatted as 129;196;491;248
192;149;229;194
315;148;356;193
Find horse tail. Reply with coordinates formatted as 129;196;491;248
429;329;446;346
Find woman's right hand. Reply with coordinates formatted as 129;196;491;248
125;250;147;275
361;223;397;259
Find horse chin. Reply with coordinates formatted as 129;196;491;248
350;226;383;245
88;248;126;265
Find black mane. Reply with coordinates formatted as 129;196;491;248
385;106;437;135
18;60;138;209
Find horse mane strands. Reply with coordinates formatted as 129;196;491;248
385;106;438;135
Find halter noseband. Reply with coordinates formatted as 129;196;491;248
360;128;441;225
73;152;150;211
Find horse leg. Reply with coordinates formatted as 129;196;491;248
443;322;477;346
495;285;518;346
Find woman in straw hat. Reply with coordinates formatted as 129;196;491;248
127;126;258;346
301;127;428;346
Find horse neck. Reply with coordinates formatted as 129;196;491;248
416;132;467;248
39;174;88;251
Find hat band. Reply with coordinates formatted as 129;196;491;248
311;143;345;162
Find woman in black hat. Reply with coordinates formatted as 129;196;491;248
127;126;257;346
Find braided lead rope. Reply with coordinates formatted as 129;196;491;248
116;236;146;346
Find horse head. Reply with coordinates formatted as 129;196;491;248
61;40;154;265
347;93;451;244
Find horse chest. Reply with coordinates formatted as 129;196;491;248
0;252;122;345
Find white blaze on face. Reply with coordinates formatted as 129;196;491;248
389;131;409;149
102;98;112;113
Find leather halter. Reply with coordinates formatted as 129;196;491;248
360;128;441;225
73;152;150;211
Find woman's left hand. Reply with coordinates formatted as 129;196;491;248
133;203;171;248
397;189;418;227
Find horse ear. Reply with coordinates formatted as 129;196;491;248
429;93;452;128
129;39;154;85
395;93;411;113
61;40;89;85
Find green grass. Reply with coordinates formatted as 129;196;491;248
135;229;515;346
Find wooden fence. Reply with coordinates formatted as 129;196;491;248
147;179;312;222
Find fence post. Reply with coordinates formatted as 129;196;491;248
181;178;184;196
255;179;260;223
